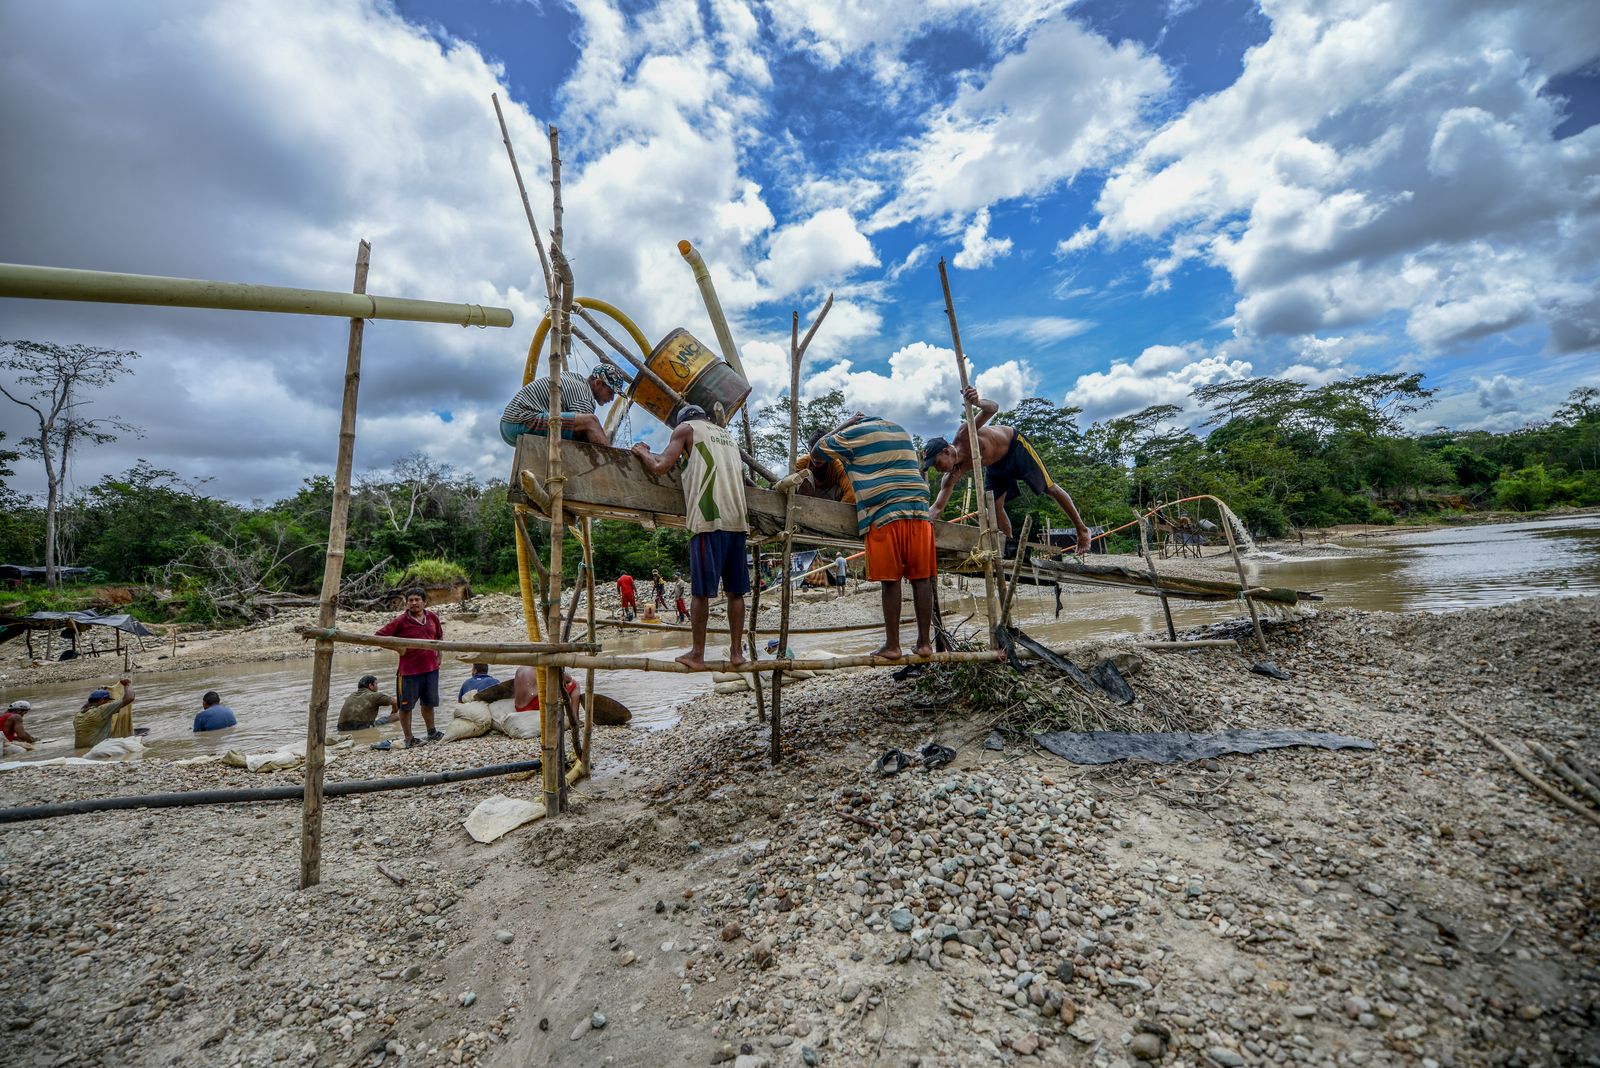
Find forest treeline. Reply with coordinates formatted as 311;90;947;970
0;372;1595;623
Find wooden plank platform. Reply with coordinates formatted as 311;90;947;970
510;437;982;557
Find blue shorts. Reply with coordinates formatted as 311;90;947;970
500;417;575;447
398;670;441;711
689;531;751;598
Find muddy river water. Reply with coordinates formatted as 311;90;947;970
7;515;1598;765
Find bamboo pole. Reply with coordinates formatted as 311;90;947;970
0;262;513;327
1000;513;1034;627
1139;517;1178;641
300;239;370;890
582;517;597;778
594;617;916;636
1528;740;1600;808
485;648;1015;673
1561;752;1600;793
1214;500;1267;653
938;258;1000;648
491;92;555;302
292;628;596;655
541;125;570;815
1444;711;1600;829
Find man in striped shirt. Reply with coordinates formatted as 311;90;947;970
811;415;935;660
499;363;629;446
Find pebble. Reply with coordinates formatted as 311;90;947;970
1130;1033;1163;1061
1206;1048;1245;1067
458;991;476;1008
888;908;914;932
494;929;514;944
591;1012;607;1030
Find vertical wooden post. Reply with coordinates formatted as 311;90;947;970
541;125;569;814
1216;502;1268;654
301;238;370;889
1139;517;1177;642
770;311;804;764
747;541;765;722
937;259;1000;648
582;517;597;775
1000;513;1033;627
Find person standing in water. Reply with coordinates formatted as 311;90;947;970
375;589;444;748
632;404;749;670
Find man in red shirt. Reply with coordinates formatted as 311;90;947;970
376;588;444;748
616;572;636;620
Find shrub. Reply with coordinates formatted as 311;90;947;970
385;557;469;587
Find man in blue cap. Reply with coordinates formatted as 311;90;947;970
73;677;135;750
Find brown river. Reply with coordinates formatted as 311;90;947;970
6;515;1598;766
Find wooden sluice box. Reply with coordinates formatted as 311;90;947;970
509;437;983;558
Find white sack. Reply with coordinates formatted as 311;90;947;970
463;793;546;843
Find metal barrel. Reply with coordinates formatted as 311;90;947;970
631;327;751;425
0;263;514;328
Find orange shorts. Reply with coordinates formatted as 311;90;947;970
864;518;936;582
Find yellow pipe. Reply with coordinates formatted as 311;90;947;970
521;296;650;385
512;505;550;720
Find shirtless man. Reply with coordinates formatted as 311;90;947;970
923;387;1092;553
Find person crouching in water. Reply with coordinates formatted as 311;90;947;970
376;588;444;747
338;675;396;731
631;404;749;670
810;415;935;659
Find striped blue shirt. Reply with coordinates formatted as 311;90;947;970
814;418;929;534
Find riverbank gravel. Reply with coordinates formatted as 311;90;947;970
1;596;1596;1066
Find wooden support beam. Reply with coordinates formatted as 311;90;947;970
293;627;598;655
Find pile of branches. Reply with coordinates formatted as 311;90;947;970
916;630;1210;739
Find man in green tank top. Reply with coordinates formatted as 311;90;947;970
632;404;750;670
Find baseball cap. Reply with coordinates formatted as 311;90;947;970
920;437;951;472
671;403;708;426
6;700;30;712
87;689;112;702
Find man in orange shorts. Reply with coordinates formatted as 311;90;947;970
810;415;935;659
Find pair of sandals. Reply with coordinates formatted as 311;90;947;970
371;729;443;751
874;743;956;775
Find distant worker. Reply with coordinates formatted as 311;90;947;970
651;568;667;611
73;678;135;750
617;572;637;620
458;663;499;702
632;404;749;670
924;386;1091;552
337;674;396;731
834;552;850;597
672;572;688;623
796;438;855;504
192;691;238;732
499;363;628;447
811;415;934;660
0;700;37;746
375;588;445;747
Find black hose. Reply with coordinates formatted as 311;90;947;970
0;758;543;824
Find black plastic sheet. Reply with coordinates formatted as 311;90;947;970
1033;728;1375;765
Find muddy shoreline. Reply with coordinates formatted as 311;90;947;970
2;592;1597;1067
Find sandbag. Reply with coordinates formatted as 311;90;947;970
86;736;146;761
223;739;307;773
713;681;750;695
489;699;541;739
463;793;546;843
710;671;745;685
442;701;492;742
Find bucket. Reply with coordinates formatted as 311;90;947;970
631;327;751;426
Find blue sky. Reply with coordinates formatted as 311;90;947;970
1;0;1597;502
